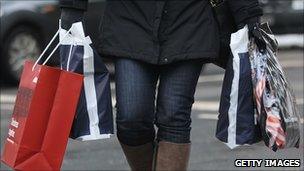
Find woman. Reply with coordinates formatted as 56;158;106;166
60;0;263;170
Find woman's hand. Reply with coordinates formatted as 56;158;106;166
60;8;85;30
249;23;266;51
244;17;266;51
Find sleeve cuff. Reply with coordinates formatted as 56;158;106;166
60;0;88;11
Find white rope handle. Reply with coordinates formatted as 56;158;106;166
32;26;73;71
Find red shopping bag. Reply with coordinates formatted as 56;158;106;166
1;60;83;170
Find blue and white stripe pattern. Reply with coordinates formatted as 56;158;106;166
216;26;261;148
59;22;114;141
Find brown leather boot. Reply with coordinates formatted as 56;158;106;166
155;141;191;171
120;142;154;171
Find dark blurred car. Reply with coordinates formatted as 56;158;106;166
260;0;304;34
0;0;106;84
0;0;303;84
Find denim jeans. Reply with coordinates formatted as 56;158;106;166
115;58;203;146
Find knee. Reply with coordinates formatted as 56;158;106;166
116;105;155;146
155;108;192;144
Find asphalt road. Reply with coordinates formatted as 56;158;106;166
0;49;303;170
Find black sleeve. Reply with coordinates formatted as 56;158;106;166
60;0;88;11
227;0;263;26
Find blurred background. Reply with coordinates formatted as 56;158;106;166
0;0;303;170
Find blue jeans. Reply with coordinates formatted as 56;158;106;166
115;58;203;146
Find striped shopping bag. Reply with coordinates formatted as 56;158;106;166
59;22;114;141
216;26;261;149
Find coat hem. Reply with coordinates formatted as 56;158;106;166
98;46;219;65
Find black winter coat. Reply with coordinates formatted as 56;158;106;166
60;0;263;65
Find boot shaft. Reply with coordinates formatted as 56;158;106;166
155;141;191;171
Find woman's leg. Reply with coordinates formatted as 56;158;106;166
115;58;159;170
155;60;203;171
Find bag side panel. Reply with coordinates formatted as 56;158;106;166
41;71;83;169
